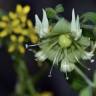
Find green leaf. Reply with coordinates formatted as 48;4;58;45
45;8;57;18
80;12;96;24
79;87;92;96
52;18;70;34
55;4;64;13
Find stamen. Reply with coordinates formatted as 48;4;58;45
48;48;60;78
48;64;54;78
65;72;69;80
25;44;29;49
25;44;40;48
90;59;95;63
75;56;91;71
28;49;33;51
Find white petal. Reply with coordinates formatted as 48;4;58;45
82;51;94;60
71;9;82;40
42;9;49;34
71;8;76;32
35;51;47;61
35;14;43;38
75;15;82;40
60;59;75;72
35;10;49;38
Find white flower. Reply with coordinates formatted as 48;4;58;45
60;59;75;72
71;9;82;40
35;9;49;38
35;51;47;61
82;51;94;60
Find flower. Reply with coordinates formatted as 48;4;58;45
71;9;82;40
60;58;75;72
40;92;53;96
35;9;49;38
58;34;72;48
35;51;47;61
34;9;91;74
0;4;39;54
16;4;30;15
82;51;94;60
8;35;26;54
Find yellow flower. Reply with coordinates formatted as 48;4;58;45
30;33;39;43
21;29;29;36
11;19;20;27
9;12;17;20
2;16;9;21
18;45;25;54
40;92;53;96
18;36;25;43
10;35;17;42
23;5;30;14
20;16;27;23
16;4;23;14
0;30;8;38
16;4;30;15
27;20;33;28
8;44;15;53
13;26;23;34
0;22;8;28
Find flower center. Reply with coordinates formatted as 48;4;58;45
58;34;72;48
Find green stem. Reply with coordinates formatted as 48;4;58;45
75;66;95;87
13;55;37;96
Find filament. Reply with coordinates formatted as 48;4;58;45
48;48;60;77
75;56;91;71
65;72;69;80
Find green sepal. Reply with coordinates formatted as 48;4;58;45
78;36;90;47
52;18;70;33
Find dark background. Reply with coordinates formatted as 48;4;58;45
0;0;96;96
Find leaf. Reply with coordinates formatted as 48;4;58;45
80;12;96;24
79;87;92;96
45;8;57;18
52;18;70;34
55;4;64;13
45;4;64;19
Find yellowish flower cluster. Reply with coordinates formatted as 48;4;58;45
0;4;38;54
40;92;53;96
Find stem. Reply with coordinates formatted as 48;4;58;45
14;56;37;96
75;65;95;87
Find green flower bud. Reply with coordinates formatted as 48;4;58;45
58;34;72;48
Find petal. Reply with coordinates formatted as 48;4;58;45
71;8;76;32
82;51;94;60
75;15;82;40
42;9;49;33
35;14;43;37
60;59;75;72
35;51;47;61
71;9;82;40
